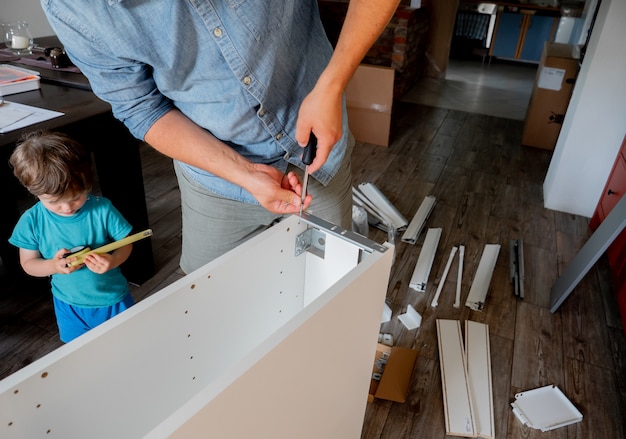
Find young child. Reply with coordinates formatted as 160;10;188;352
9;131;136;343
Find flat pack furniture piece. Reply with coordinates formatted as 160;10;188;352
0;214;393;439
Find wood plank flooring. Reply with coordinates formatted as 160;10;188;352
1;102;625;438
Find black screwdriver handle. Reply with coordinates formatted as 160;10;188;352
302;133;318;166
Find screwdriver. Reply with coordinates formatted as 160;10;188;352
299;133;318;216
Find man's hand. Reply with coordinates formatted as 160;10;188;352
296;0;401;174
295;81;344;175
247;165;311;214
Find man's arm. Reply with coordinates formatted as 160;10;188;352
296;0;401;173
144;110;306;214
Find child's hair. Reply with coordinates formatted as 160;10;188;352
9;131;93;198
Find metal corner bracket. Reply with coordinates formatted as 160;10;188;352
294;212;388;258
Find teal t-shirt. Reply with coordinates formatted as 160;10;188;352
9;195;133;307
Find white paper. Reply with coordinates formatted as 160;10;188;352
0;106;32;129
0;101;64;133
537;67;566;91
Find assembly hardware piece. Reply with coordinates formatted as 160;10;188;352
295;212;388;258
510;239;525;300
295;227;326;259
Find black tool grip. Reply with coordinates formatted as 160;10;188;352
302;133;318;166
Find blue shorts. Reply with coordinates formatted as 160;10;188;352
53;293;135;343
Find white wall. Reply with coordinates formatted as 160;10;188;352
544;0;626;217
1;0;54;38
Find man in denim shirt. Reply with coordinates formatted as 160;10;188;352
42;0;400;273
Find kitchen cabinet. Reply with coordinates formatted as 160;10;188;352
490;10;558;62
490;12;524;58
590;135;626;333
0;214;393;438
520;15;558;61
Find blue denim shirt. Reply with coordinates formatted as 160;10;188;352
41;0;349;204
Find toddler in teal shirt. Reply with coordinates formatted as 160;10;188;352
9;131;135;342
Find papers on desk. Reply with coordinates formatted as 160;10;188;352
0;101;64;133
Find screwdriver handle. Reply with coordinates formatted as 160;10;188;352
302;133;318;166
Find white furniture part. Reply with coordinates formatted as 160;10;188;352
401;195;436;244
465;244;501;311
511;385;583;431
436;319;476;436
409;227;442;292
454;245;465;308
356;182;408;231
398;304;422;330
431;245;458;307
465;320;495;439
0;214;393;439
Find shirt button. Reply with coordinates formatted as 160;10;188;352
243;76;252;86
213;28;223;38
275;133;283;141
258;108;265;117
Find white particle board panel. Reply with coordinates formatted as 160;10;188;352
465;244;500;311
511;385;582;431
436;319;476;437
465;320;495;439
0;214;393;439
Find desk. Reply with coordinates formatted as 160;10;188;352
0;82;155;285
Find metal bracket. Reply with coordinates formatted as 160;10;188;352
295;212;389;260
510;239;525;300
295;227;326;259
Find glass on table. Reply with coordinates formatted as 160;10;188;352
2;21;33;55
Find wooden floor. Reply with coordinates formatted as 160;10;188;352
1;102;625;438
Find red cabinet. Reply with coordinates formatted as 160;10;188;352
590;135;626;332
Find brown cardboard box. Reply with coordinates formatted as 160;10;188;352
522;43;581;150
368;343;418;403
346;64;395;147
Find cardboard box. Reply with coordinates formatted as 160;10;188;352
346;64;395;147
522;43;581;150
368;343;418;403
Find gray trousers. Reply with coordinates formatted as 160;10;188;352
174;134;354;274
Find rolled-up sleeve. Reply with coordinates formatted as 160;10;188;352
42;0;173;140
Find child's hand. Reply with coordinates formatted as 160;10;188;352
55;248;82;274
83;252;113;274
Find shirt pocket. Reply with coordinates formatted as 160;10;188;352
226;0;285;42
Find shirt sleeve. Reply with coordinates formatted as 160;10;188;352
8;208;40;251
42;4;173;140
100;198;134;242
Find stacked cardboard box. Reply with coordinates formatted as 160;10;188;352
522;43;581;150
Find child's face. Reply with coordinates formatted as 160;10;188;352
38;191;89;217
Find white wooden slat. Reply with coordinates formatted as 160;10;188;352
431;246;458;307
454;245;465;308
465;244;500;311
465;320;495;439
436;319;476;437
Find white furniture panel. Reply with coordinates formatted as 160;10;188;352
0;214;393;439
